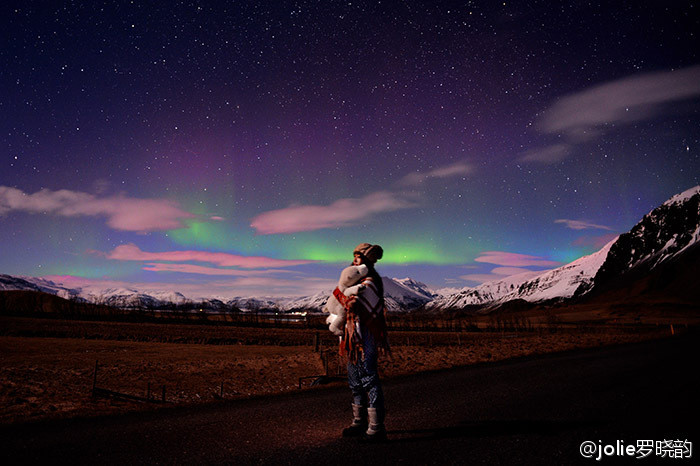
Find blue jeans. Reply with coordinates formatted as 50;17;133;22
347;324;385;410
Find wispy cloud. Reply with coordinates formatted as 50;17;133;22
250;190;418;234
104;244;315;268
554;219;612;231
540;65;700;136
216;276;337;297
142;263;290;276
251;160;473;235
0;186;194;232
474;251;561;267
461;251;560;284
398;161;473;186
522;65;700;163
572;233;619;249
460;267;542;284
520;144;570;163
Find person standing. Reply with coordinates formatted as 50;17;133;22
336;243;390;442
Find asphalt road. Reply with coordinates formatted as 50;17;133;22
3;332;698;465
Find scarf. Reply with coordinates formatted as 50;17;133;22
333;276;390;363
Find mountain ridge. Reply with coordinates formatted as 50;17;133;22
2;186;698;313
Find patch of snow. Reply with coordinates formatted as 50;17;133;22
663;185;700;206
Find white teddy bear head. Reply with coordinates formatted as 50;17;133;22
325;264;369;336
338;264;369;289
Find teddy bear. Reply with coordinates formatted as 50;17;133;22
325;264;369;336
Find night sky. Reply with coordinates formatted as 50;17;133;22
1;1;699;298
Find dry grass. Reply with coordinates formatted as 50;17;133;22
0;318;673;425
0;336;324;424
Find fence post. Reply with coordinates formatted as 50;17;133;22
92;360;98;397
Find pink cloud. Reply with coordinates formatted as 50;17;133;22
522;65;700;164
210;276;337;295
398;161;473;186
474;251;561;267
0;186;194;232
142;263;254;275
539;65;700;137
249;160;473;234
555;219;612;230
520;144;570;163
572;233;619;249
250;191;417;234
106;244;316;268
460;267;542;284
490;267;541;276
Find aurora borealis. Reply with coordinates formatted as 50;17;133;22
1;1;699;297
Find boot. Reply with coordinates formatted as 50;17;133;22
360;407;387;442
342;403;367;437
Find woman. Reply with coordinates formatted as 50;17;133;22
339;242;389;442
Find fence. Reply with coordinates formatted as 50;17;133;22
91;360;167;404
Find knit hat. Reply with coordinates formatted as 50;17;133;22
353;243;383;263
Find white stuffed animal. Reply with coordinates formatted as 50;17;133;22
325;264;369;336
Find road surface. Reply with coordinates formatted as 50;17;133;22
2;332;698;465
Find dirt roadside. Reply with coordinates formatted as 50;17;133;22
0;327;670;424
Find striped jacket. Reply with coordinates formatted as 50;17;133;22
334;274;390;362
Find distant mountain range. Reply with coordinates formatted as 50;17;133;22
0;273;437;313
2;186;698;313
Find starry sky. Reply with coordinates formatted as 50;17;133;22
1;1;699;298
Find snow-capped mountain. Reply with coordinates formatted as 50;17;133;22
593;186;700;289
85;288;189;309
2;186;698;313
383;277;436;312
227;297;283;312
0;274;82;301
281;290;329;312
427;239;616;311
281;276;436;313
429;186;700;311
391;278;435;300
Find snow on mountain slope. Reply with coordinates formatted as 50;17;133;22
431;186;700;311
510;237;617;301
86;288;167;309
150;291;188;304
390;278;435;300
426;239;617;309
0;274;82;300
227;297;282;311
426;270;543;310
426;237;618;310
282;290;329;311
383;277;435;312
665;185;700;206
593;185;700;288
282;276;435;313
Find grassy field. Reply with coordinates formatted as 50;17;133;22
0;314;677;425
